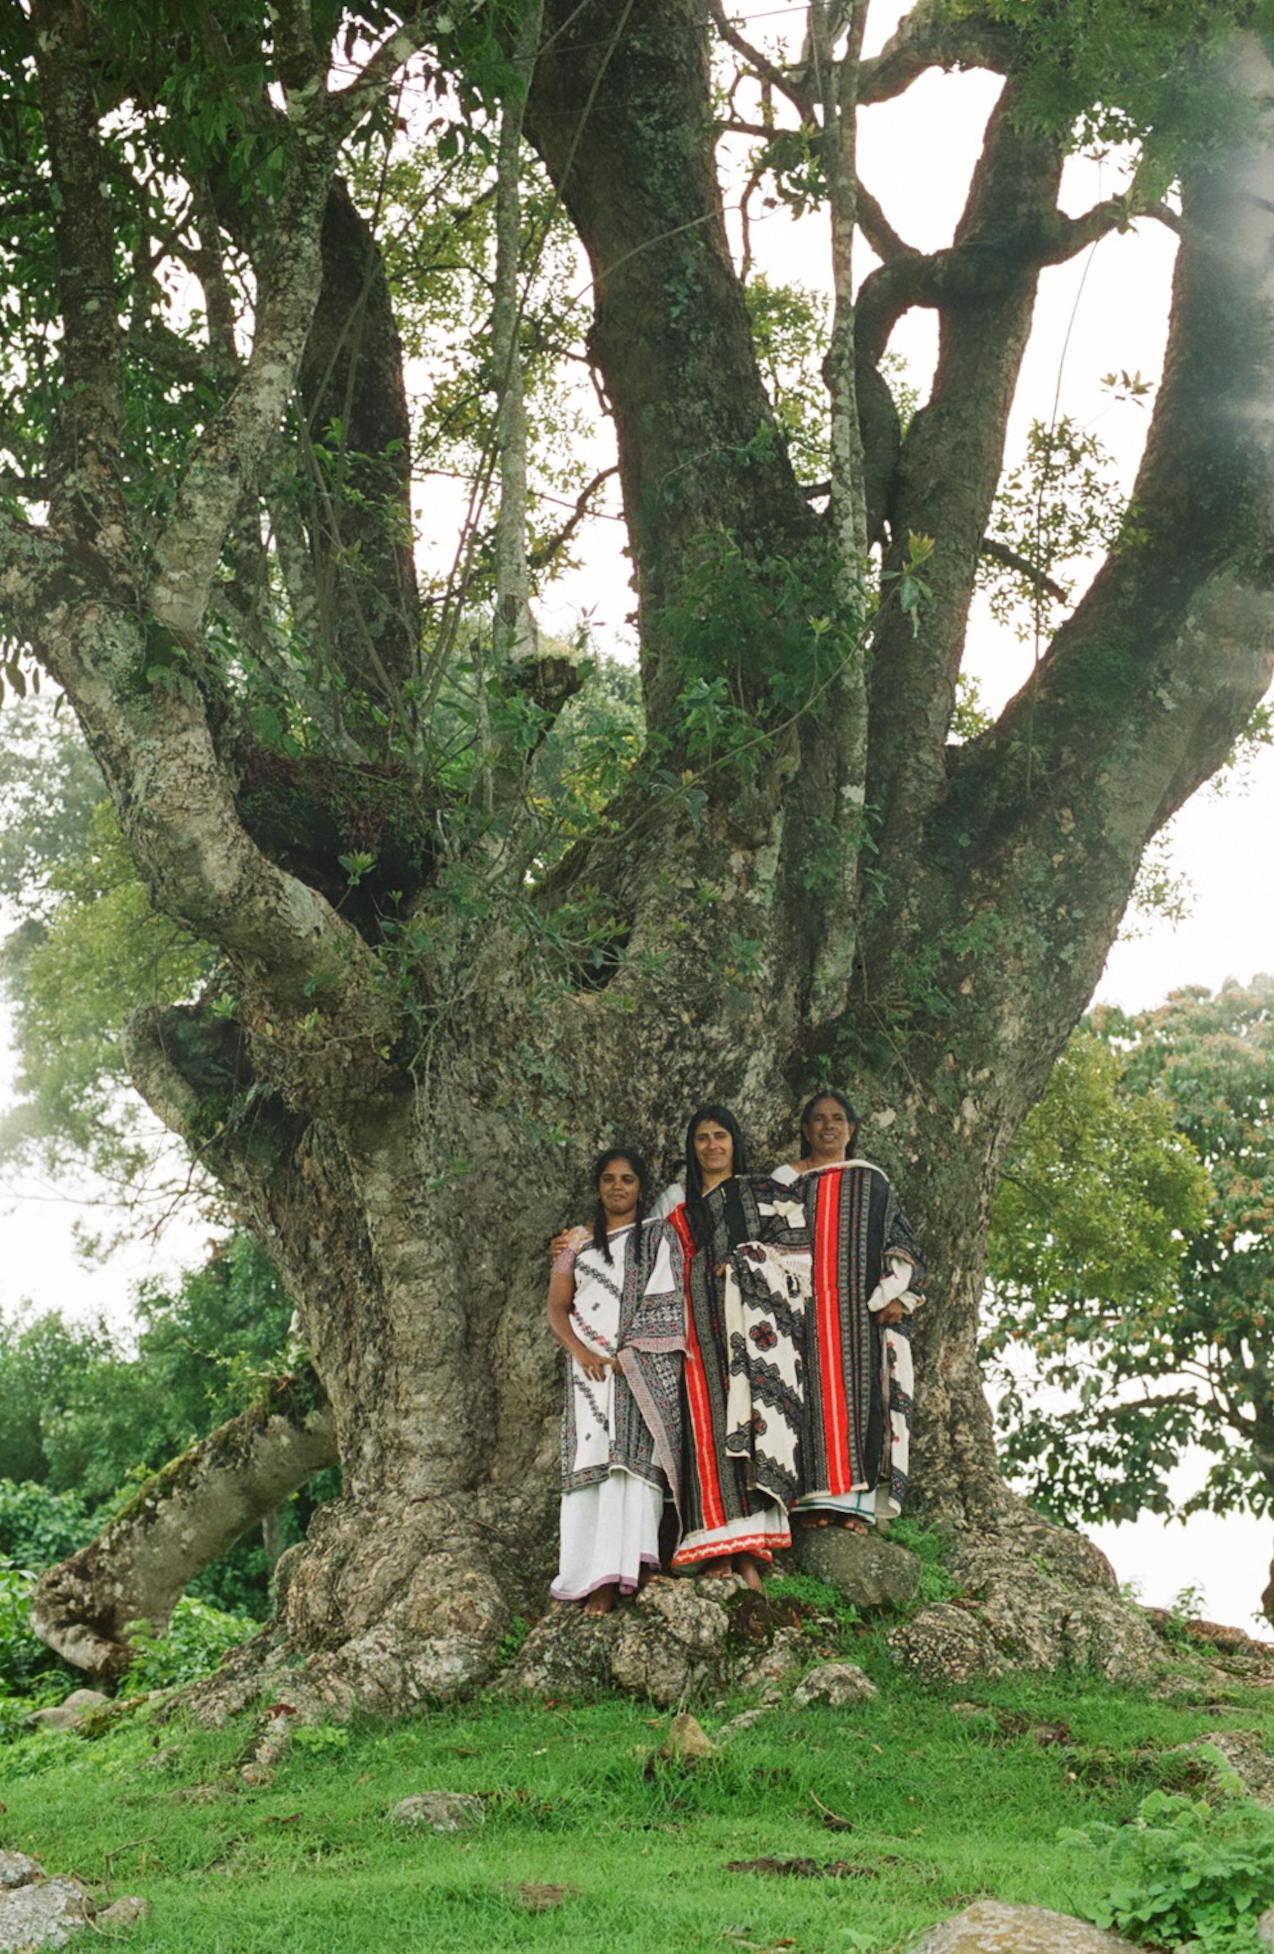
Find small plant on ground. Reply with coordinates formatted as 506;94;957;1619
121;1595;258;1693
1064;1788;1274;1951
888;1517;960;1605
495;1613;533;1667
766;1572;861;1646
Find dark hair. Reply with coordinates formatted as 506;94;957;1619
683;1104;747;1246
798;1088;859;1156
590;1147;651;1263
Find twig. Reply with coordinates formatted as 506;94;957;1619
101;1838;157;1902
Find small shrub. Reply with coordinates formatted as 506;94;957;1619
496;1613;533;1667
289;1723;350;1758
122;1595;256;1693
1064;1788;1274;1952
0;1557;79;1703
0;1480;92;1568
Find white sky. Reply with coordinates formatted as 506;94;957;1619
3;2;1273;1629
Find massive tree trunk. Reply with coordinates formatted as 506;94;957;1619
7;3;1274;1704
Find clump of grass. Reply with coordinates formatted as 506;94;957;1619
889;1518;960;1605
766;1571;861;1647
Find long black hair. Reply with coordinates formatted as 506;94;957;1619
797;1087;858;1157
590;1146;651;1263
682;1103;747;1247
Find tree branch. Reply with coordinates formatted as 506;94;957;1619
31;1381;338;1678
858;0;1020;106
865;82;1065;863
979;536;1067;603
29;0;130;552
527;465;618;570
329;1;462;139
706;0;814;118
855;176;917;263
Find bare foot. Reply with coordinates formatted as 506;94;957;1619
699;1556;735;1579
835;1517;870;1536
583;1584;618;1616
796;1513;830;1530
735;1553;765;1592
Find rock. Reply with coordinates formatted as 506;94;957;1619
1188;1729;1274;1804
96;1897;149;1930
791;1662;877;1708
25;1690;109;1733
656;1713;716;1764
735;1627;807;1697
0;1856;40;1892
0;1876;92;1952
903;1899;1142;1952
502;1603;627;1698
887;1512;1163;1688
1257;1902;1274;1951
609;1581;732;1706
389;1792;485;1832
887;1605;1004;1685
715;1707;770;1743
793;1525;922;1607
502;1574;793;1707
950;1520;1162;1685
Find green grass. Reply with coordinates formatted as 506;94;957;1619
1;1661;1267;1953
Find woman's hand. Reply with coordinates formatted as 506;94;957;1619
572;1341;615;1382
878;1300;905;1326
550;1229;573;1261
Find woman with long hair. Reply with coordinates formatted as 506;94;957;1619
665;1105;805;1588
547;1147;685;1616
777;1091;926;1537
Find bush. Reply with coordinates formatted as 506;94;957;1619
0;1558;79;1703
1065;1788;1274;1952
122;1595;258;1693
0;1479;92;1568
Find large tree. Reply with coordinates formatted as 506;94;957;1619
4;0;1274;1706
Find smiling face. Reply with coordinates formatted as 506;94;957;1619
692;1119;735;1189
598;1156;642;1226
803;1096;854;1163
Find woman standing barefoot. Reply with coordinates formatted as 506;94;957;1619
547;1149;685;1616
778;1092;926;1538
667;1106;804;1592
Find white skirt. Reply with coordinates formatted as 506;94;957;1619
551;1470;663;1601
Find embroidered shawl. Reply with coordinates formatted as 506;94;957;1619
559;1217;685;1505
792;1160;925;1511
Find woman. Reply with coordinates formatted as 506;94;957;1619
779;1091;925;1536
771;1088;858;1183
547;1148;685;1616
667;1105;806;1589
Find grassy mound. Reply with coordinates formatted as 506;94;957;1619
2;1636;1271;1952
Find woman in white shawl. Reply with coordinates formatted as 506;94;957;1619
546;1148;685;1615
